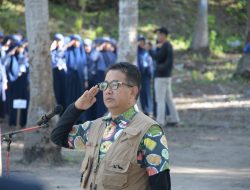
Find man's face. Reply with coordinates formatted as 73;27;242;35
156;32;165;43
103;70;136;113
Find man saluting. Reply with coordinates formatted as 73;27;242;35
51;62;171;190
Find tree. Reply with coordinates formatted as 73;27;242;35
248;0;250;32
23;0;62;163
190;0;209;53
117;0;138;64
235;0;250;78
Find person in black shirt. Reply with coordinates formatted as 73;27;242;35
149;27;180;127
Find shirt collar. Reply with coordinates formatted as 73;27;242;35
102;105;138;124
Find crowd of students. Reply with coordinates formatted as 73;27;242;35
0;30;174;127
0;32;29;127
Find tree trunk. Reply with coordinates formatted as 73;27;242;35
235;54;250;78
190;0;209;53
23;0;62;164
117;0;138;65
235;0;250;78
247;0;250;32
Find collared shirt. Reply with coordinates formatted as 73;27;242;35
50;47;67;71
67;106;169;176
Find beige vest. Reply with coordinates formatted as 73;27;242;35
80;112;158;190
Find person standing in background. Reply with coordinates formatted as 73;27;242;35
50;33;67;113
149;27;180;127
137;35;154;118
0;57;7;122
4;42;30;127
243;31;250;54
65;34;87;123
84;38;107;120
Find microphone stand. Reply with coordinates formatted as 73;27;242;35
1;123;49;177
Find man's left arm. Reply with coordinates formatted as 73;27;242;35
137;124;171;190
149;170;171;190
165;43;173;68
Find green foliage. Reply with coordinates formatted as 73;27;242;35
74;17;83;32
209;30;224;55
191;70;201;81
95;26;104;37
78;0;86;10
189;60;238;83
208;14;215;28
138;24;157;42
49;4;66;20
203;71;215;81
172;37;191;51
191;53;204;62
209;30;217;49
209;29;243;54
0;1;25;33
226;0;246;19
224;36;243;52
84;28;97;39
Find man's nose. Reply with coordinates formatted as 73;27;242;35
104;86;113;95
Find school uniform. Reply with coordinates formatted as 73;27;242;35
50;36;67;111
4;45;29;127
137;46;154;116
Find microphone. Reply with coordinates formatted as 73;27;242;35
36;105;63;125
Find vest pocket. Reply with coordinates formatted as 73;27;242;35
80;155;93;189
102;160;130;189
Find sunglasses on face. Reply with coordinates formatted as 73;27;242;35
98;80;134;91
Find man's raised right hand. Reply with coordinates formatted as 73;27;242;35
75;85;99;111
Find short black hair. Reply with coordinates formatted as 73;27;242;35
154;27;169;36
105;62;141;99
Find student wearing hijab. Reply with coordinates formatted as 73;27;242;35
0;32;4;44
65;34;87;121
0;57;7;121
101;38;117;68
92;39;116;118
243;31;250;54
0;32;7;121
50;33;67;112
84;38;109;120
137;35;154;118
1;36;12;60
4;42;30;127
0;35;12;118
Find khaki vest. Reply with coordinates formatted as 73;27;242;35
80;112;158;190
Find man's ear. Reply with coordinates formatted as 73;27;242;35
131;86;139;100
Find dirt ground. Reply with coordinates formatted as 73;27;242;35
1;54;250;189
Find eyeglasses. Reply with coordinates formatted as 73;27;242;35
98;80;134;91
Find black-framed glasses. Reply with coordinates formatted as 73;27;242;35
98;80;134;91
